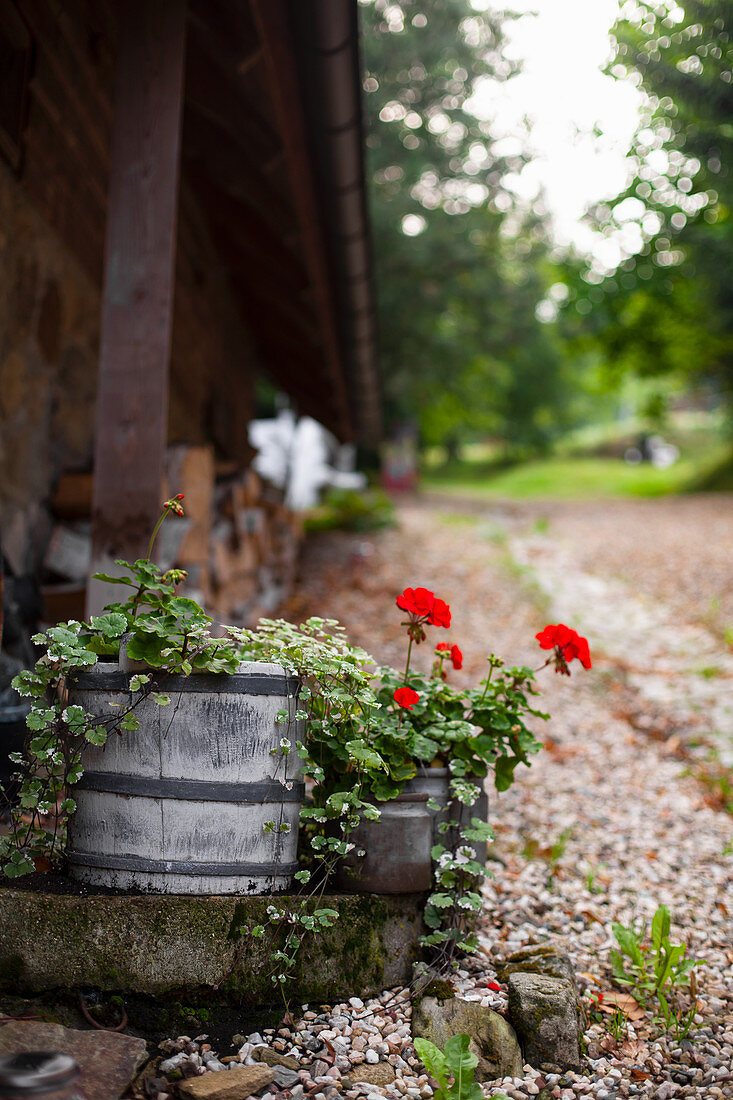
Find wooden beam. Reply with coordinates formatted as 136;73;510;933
89;0;187;614
190;175;309;300
187;0;260;89
249;0;353;441
184;35;280;170
182;111;294;238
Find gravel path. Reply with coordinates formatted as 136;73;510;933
153;496;733;1100
287;498;733;1099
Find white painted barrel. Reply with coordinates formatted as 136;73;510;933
66;661;302;894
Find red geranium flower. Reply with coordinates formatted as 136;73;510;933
428;597;451;629
436;642;463;670
393;686;420;710
536;623;592;675
397;586;435;617
396;586;451;643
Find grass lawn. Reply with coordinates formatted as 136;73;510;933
422;442;733;500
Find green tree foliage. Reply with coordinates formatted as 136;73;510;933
562;1;733;404
361;0;574;454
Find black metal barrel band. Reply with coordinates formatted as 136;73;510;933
67;851;299;877
76;773;305;803
68;671;300;696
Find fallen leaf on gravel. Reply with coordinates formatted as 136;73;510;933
577;971;603;985
631;1068;652;1081
597;991;646;1020
577;907;605;924
619;1039;649;1059
543;739;580;760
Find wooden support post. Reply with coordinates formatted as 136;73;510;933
88;0;187;615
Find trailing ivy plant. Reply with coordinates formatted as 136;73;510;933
228;617;392;996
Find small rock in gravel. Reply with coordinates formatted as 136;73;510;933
254;1049;300;1070
177;1063;275;1098
273;1066;302;1088
159;1052;188;1074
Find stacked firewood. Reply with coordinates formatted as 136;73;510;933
41;446;303;627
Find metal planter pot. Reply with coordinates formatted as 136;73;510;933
406;766;489;864
335;790;432;894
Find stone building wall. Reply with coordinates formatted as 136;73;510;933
0;159;100;575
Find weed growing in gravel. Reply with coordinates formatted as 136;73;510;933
656;991;698;1041
610;904;704;1035
584;861;605;895
610;1008;628;1042
414;1034;483;1100
548;826;573;868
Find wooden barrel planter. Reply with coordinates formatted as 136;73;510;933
66;661;303;895
406;767;489;864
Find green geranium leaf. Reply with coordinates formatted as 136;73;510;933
345;739;385;770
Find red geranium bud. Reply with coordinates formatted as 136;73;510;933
393;686;420;710
175;493;184;500
436;642;449;652
450;644;463;670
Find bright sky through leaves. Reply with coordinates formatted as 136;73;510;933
467;0;644;260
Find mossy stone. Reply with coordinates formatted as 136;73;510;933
498;944;576;987
412;996;523;1082
506;973;581;1071
0;888;423;1005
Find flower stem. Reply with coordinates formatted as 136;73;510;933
145;508;168;562
403;635;414;686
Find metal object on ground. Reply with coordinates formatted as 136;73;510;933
0;1052;87;1098
66;661;302;895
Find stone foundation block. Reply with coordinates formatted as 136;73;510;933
0;889;424;1004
